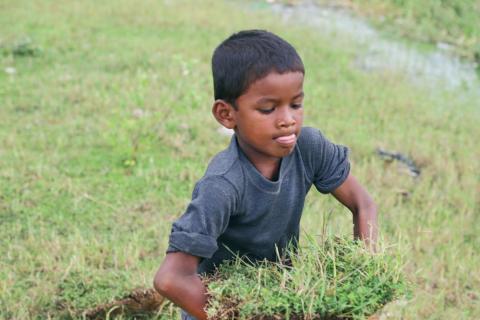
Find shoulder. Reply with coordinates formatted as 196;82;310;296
205;147;239;176
197;142;245;199
296;126;328;153
295;126;327;173
295;127;350;190
190;162;243;218
298;126;324;141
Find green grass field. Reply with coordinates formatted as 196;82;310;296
1;0;479;319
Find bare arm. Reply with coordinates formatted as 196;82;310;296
331;173;378;249
153;252;208;320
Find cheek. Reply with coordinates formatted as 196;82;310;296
295;109;304;122
239;117;265;134
248;115;272;127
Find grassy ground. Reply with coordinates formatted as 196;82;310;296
1;0;479;319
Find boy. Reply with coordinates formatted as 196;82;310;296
154;30;377;320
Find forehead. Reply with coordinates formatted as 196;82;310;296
240;71;304;100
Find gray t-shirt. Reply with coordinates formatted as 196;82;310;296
167;127;350;277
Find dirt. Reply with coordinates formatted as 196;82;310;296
82;288;165;319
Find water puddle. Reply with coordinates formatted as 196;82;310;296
259;1;479;94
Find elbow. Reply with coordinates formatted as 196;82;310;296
153;270;175;297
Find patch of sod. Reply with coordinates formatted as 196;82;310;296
205;237;409;320
54;270;135;318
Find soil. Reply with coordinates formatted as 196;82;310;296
82;288;165;319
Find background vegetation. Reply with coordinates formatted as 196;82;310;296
1;0;479;319
319;0;480;62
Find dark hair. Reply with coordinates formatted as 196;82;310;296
212;30;304;106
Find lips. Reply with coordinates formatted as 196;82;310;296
274;133;296;146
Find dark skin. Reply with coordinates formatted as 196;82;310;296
153;72;377;320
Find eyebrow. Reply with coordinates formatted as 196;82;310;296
255;92;304;105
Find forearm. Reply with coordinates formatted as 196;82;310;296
331;174;378;248
353;202;378;247
154;252;208;320
155;272;208;320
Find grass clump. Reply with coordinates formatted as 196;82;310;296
205;236;408;320
1;36;41;57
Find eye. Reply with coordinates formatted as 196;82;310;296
258;107;275;114
291;103;303;110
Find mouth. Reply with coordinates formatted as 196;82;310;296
274;133;296;146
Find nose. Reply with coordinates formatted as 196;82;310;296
277;106;296;128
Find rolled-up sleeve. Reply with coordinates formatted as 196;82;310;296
312;131;350;193
166;176;238;259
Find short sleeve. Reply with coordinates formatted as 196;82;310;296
166;176;238;259
298;127;350;194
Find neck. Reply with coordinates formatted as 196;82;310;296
235;136;282;181
254;159;281;181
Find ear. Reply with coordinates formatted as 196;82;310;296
212;99;236;129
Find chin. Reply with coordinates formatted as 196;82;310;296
277;146;296;157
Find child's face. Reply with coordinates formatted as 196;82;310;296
233;71;304;164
